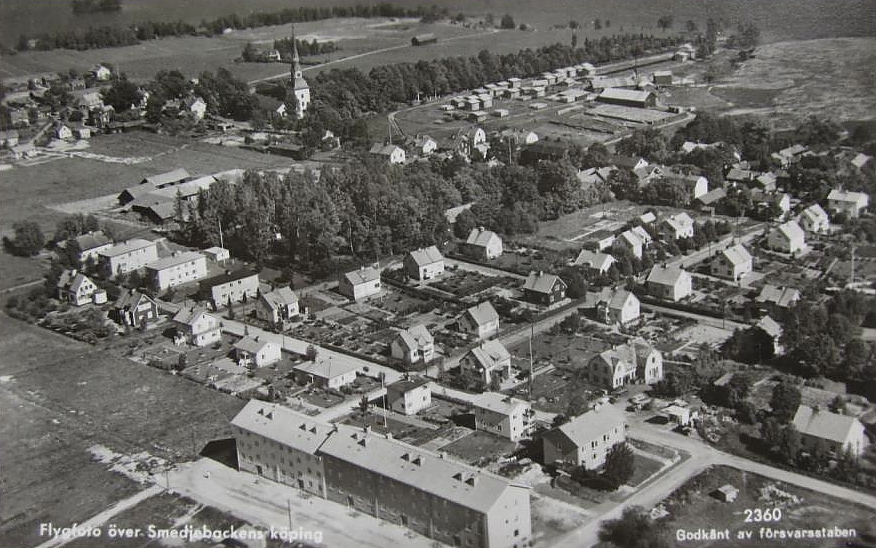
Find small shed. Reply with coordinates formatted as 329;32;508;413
714;484;739;503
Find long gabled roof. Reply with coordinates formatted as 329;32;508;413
343;266;380;285
466;228;500;248
792;405;861;444
395;324;433;352
141;168;190;187
145;251;205;271
260;286;299;309
231;400;332;455
552;405;626;447
172;305;214;327
720;244;752;267
407;245;444;267
647;265;688;286
466;340;510;370
465;301;498;326
74;231;111;252
574;249;615;270
523;271;564;294
98;239;155;258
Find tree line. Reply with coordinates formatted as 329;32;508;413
15;3;448;52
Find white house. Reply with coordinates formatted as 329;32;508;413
172;306;221;347
234;335;282;367
793;405;868;457
597;288;640;325
574;249;616;274
386;376;432;415
470;393;533;441
390;325;435;365
798;203;830;234
827;190;869;218
56;269;98;306
73;231;113;265
183;96;207;120
338;267;381;300
369;143;406;164
98;239;159;278
661;213;695;240
404;246;445;280
293;357;359;389
589;338;663;390
756;284;801;308
411;135;437;156
542;405;627;469
646;265;693;302
460;340;511;385
711;244;752;282
617;230;644;259
756;315;785;356
255;287;300;325
459;301;499;340
90;64;112;81
463;228;503;260
767;221;806;255
145;251;208;291
200;270;260;309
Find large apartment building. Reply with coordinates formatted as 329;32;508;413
145;251;208;291
97;239;158;278
231;401;532;548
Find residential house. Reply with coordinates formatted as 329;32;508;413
97;239;159;278
576;167;613;187
234;336;282;367
661;213;695;240
663;172;709;201
111;289;159;328
172;306;221;347
767;220;806;254
90;64;112;81
390;325;435;365
630;226;653;247
470;393;533;441
522;271;567;307
404;246;445;280
73;231;113;265
756;284;801;308
182;96;207;120
53;123;73;140
459;301;500;340
145;251;208;291
573;249;616;274
646;265;693;301
369;143;406;164
11;142;36;159
752;172;777;192
799;203;830;234
542;405;627;469
850;153;872;170
589;229;617;251
0;129;19;148
386;376;432;415
596;288;640;325
255;287;300;325
460;340;512;386
772;144;808;166
792;405;868;457
827;189;869;218
463;228;503;261
73;126;91;140
203;246;230;262
338;267;381;300
616;230;644;259
587;338;663;390
756;315;785;356
411;135;437;156
293;356;359;389
200;270;260;309
56;269;98;306
9;109;30;128
711;244;753;282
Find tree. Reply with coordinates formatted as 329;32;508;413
453;209;477;239
769;382;801;423
657;15;674;31
102;76;143;112
571;33;577;48
306;344;319;361
599;506;669;548
500;14;516;29
10;221;45;256
777;424;801;464
241;41;259;62
602;442;635;488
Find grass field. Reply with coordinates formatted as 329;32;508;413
0;313;247;548
659;465;876;547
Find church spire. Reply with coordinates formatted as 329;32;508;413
291;25;303;81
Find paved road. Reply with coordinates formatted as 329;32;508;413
641;303;747;331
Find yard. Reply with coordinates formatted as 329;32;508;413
657;465;876;547
440;430;518;467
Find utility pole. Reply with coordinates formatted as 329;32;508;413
850;245;856;286
218;218;225;252
528;322;534;402
287;498;293;530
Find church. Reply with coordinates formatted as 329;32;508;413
289;29;310;118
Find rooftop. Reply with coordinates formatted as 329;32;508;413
407;246;444;267
145;251;205;271
98;239;155;258
792;405;861;444
465;301;499;326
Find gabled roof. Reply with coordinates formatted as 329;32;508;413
647;265;689;286
141;168;190;187
756;315;783;338
146;251;204;271
663;212;694;232
74;231;111;252
598;88;654;103
200;269;259;288
466;228;500;248
343;266;380;285
387;376;430;393
370;143;404;157
395;324;433;352
523;271;565;294
574;249;615;270
231;401;333;455
801;203;829;225
606;289;638;310
318;424;524;513
619;230;643;248
57;269;93;293
465;301;499;327
407;246;444;267
774;220;805;242
792;405;861;444
630;225;652;245
260;286;299;309
172;305;213;327
552;405;626;447
114;289;155;311
726;168;754;181
98;239;155;258
720;244;752;267
756;284;801;307
294;356;359;379
467;340;510;370
234;335;276;354
697;188;727;205
469;392;529;416
827;189;868;205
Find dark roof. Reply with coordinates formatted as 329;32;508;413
200;269;259;288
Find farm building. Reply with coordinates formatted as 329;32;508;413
411;33;438;46
596;88;656;108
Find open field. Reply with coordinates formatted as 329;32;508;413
0;313;246;548
0;131;291;235
659;465;876;547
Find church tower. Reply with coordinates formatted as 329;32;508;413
289;26;310;118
